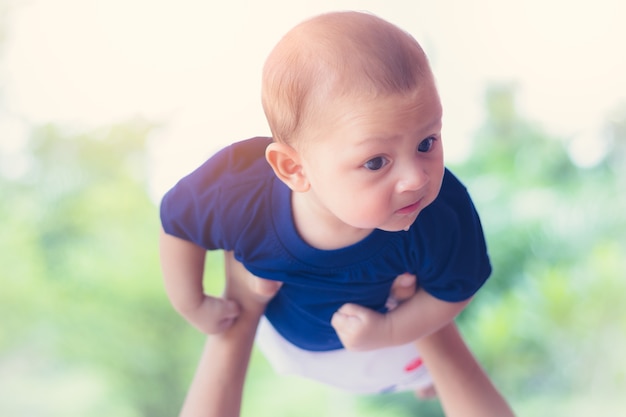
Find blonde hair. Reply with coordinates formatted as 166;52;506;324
261;11;433;146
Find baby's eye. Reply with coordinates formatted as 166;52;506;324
363;156;389;171
418;137;436;153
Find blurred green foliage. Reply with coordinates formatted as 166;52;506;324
1;122;200;416
1;84;625;416
451;86;626;415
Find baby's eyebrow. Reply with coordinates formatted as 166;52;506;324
423;119;443;135
352;134;401;148
355;117;443;146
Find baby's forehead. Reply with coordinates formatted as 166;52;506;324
262;12;433;147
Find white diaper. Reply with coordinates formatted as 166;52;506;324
256;317;432;394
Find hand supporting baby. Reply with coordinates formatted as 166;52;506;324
198;266;418;353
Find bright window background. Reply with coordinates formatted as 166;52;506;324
1;1;625;416
3;0;624;196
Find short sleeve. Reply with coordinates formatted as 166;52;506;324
159;137;274;251
160;151;229;250
411;170;491;302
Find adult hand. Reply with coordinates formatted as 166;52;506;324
223;254;282;315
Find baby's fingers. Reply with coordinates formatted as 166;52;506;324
204;297;241;333
330;303;368;332
216;298;241;319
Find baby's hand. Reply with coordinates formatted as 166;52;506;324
183;295;242;335
331;273;417;351
331;303;392;351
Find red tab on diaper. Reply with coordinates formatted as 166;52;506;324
404;357;424;372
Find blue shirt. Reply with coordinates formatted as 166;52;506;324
161;137;491;351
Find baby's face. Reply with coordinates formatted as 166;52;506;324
298;83;445;233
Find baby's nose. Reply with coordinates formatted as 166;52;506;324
396;163;428;193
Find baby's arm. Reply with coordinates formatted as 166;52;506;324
179;252;279;417
160;228;240;334
332;284;470;351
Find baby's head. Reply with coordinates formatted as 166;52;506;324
262;11;435;149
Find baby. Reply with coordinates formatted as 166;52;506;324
160;10;491;394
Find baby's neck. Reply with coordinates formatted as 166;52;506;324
291;192;373;250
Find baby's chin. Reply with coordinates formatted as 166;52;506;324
377;219;416;233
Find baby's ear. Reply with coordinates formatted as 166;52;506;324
265;142;310;192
